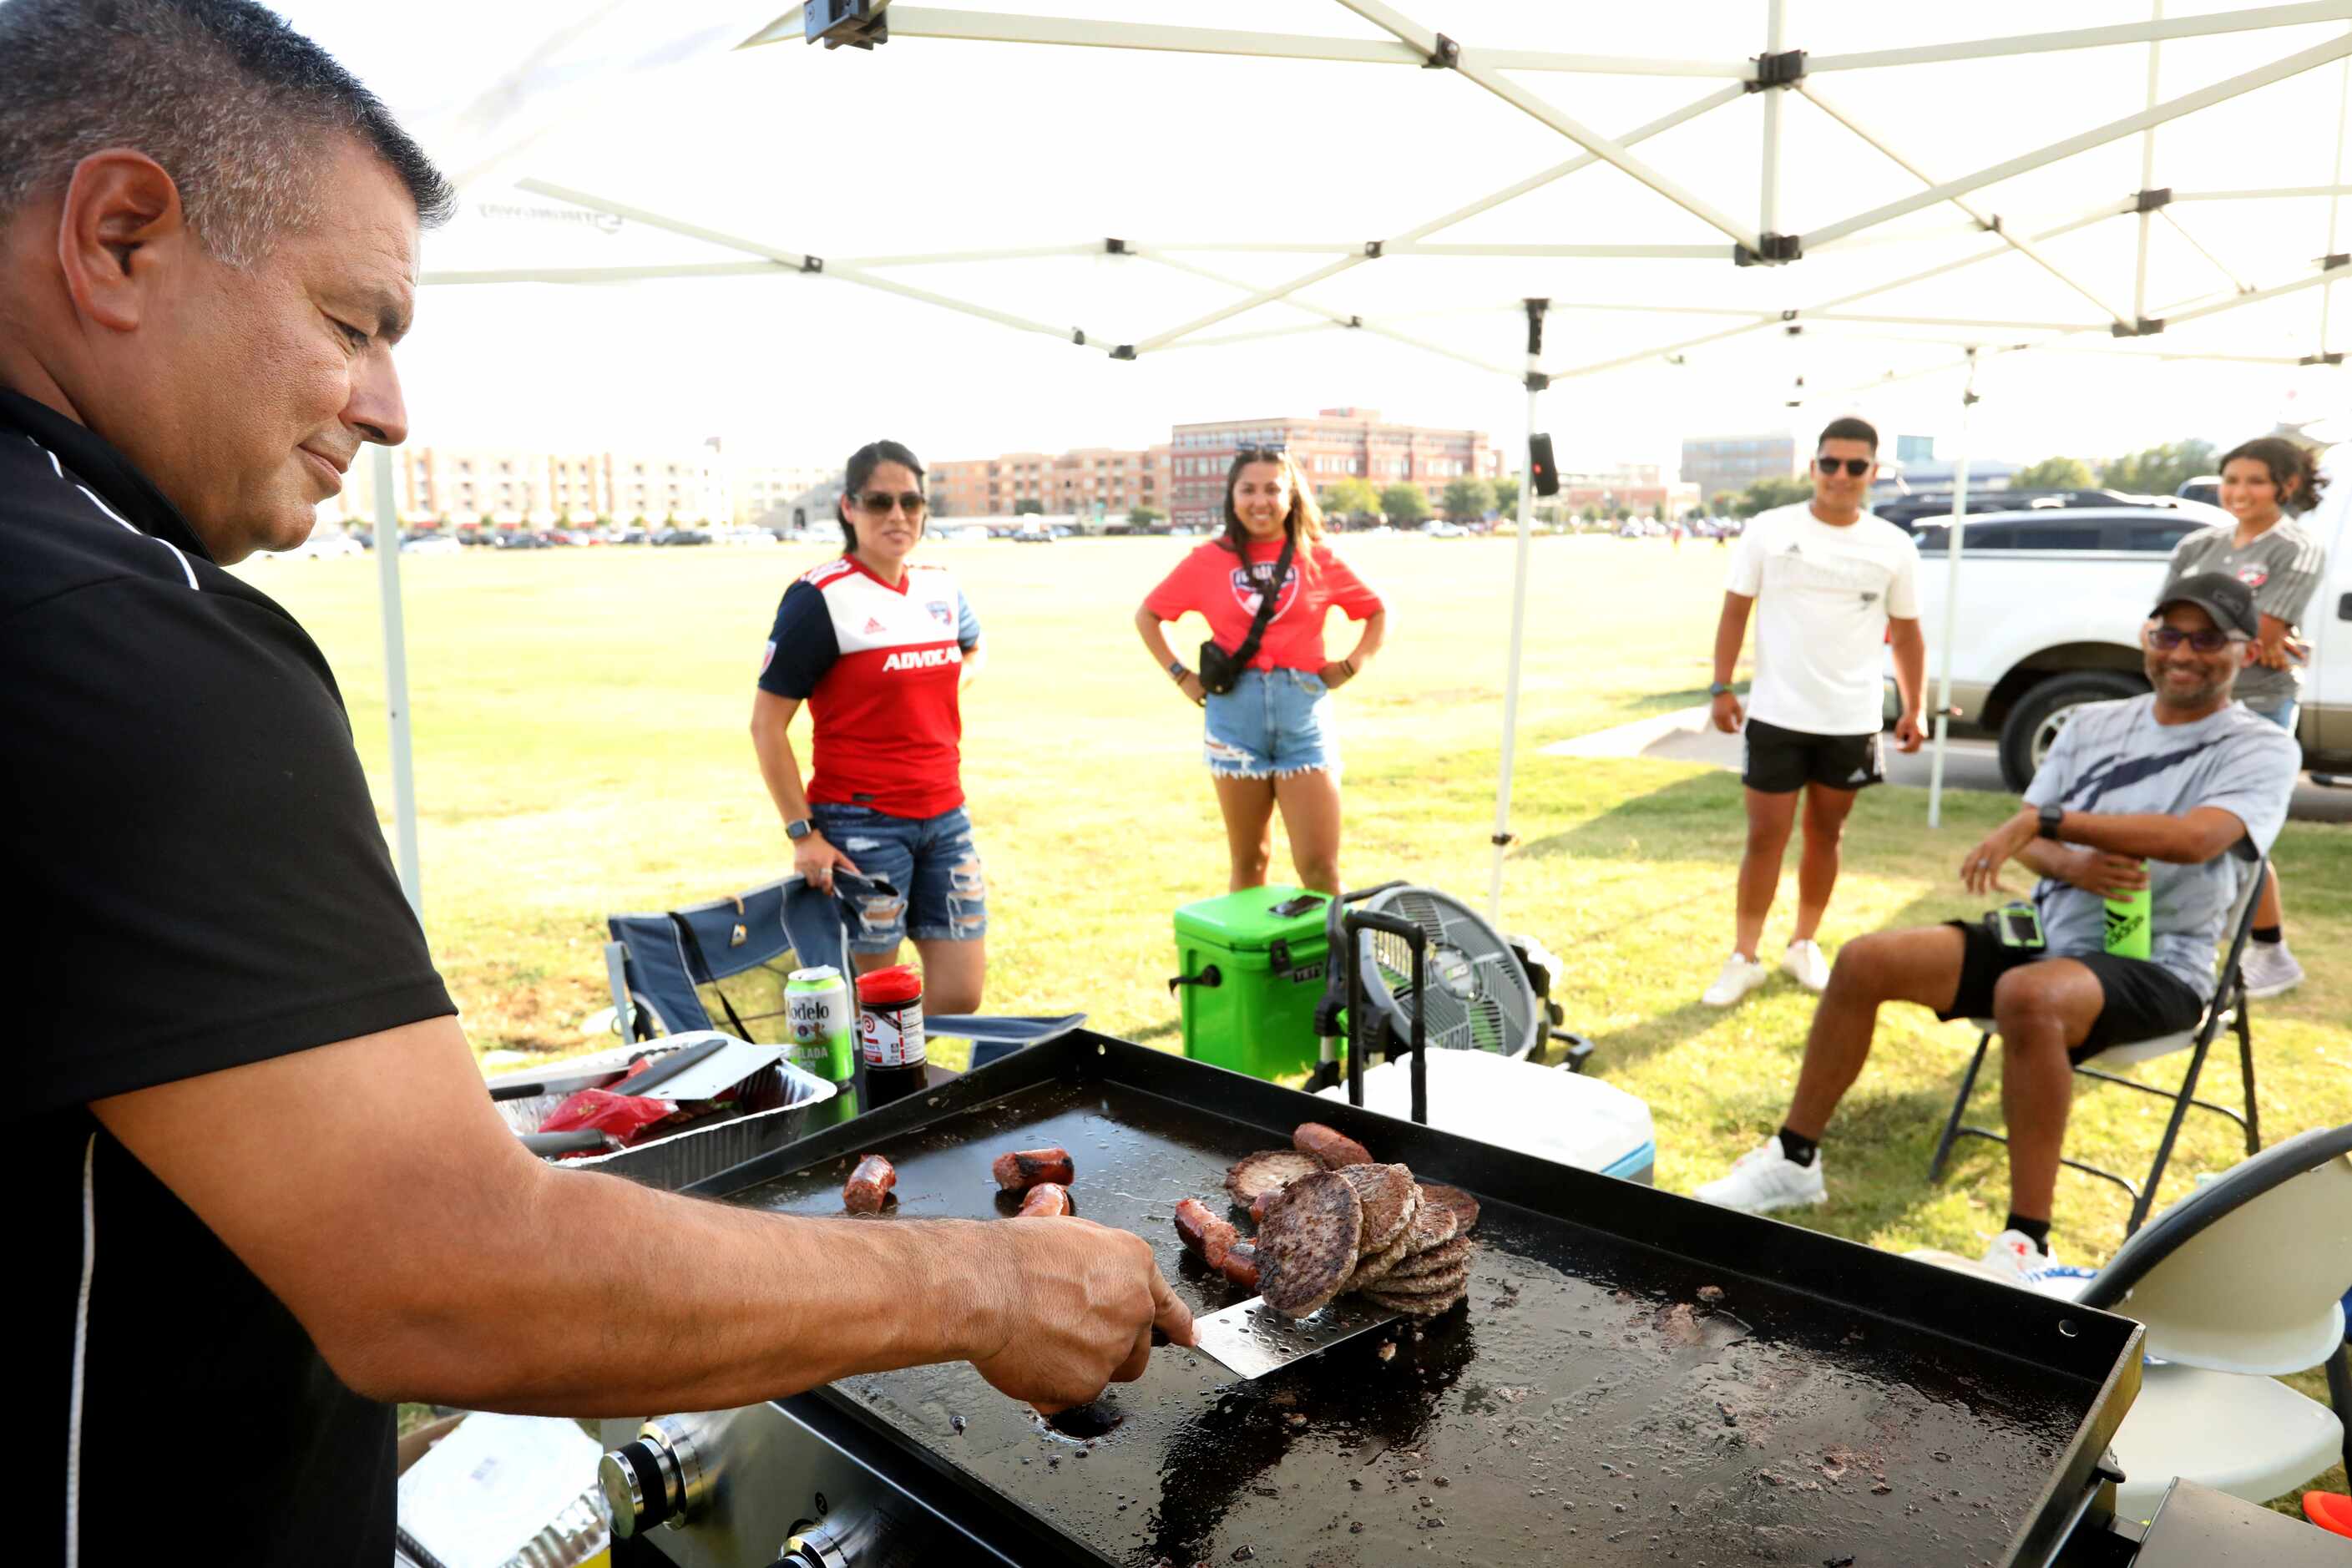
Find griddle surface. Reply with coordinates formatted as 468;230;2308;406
728;1080;2094;1566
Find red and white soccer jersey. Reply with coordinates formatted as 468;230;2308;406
1143;535;1383;672
758;554;981;817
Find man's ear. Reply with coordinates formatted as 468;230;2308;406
55;149;190;333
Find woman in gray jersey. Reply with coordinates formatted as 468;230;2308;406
2162;435;2327;998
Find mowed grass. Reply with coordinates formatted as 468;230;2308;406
250;534;2348;1505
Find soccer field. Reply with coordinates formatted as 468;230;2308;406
242;534;2352;1263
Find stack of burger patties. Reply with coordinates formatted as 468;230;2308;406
1216;1123;1480;1320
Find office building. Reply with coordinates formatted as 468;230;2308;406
928;445;1174;521
1168;409;1500;529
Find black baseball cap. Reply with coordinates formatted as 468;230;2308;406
2152;572;2259;639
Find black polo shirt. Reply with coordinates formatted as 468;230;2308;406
2;390;457;1565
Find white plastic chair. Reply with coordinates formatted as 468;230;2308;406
2076;1123;2352;1521
1928;847;2267;1237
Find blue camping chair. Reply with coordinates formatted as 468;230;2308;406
602;873;1085;1077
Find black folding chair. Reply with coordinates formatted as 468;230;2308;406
1928;847;2267;1238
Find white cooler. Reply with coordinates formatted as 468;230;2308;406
1316;1050;1655;1185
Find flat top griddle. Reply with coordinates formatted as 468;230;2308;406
703;1036;2139;1568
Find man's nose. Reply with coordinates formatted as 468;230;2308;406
347;352;409;449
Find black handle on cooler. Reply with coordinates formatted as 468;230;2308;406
1166;964;1221;995
1343;909;1428;1125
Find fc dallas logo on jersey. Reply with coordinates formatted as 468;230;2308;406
1228;559;1301;620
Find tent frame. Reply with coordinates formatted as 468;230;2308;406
393;1;2352;923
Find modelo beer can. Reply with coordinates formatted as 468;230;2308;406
785;966;855;1086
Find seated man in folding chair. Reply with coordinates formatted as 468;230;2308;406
1697;574;2300;1279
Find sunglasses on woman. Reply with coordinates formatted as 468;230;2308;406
856;490;928;517
1235;445;1288;462
1814;456;1872;477
2143;624;2242;653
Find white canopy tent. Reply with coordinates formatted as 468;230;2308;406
372;0;2352;921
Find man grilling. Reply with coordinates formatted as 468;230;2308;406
1694;576;2299;1280
0;5;1188;1562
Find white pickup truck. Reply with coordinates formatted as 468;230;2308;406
1901;478;2350;789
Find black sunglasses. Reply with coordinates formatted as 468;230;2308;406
1235;445;1288;462
855;490;928;517
2145;624;2241;653
1814;456;1872;477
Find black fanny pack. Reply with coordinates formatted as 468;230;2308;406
1197;533;1297;696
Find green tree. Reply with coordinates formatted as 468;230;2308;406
2011;455;2095;491
1580;503;1601;524
1732;474;1813;518
2100;439;2217;497
1127;505;1165;526
1379;483;1430;524
1013;498;1044;516
1490;476;1521;516
1441;477;1495;521
1321;477;1380;520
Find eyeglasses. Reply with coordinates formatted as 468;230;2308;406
856;490;928;517
1814;456;1872;477
1234;445;1288;462
2145;624;2241;653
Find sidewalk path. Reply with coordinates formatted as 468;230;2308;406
1540;704;2352;824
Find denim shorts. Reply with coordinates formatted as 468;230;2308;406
1203;667;1339;779
807;802;986;953
2243;695;2299;733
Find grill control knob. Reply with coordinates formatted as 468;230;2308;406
781;1519;854;1567
597;1416;715;1538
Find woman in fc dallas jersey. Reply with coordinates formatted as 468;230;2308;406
751;440;990;1012
1134;448;1388;894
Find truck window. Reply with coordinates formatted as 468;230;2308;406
2013;524;2102;549
2117;523;2195;552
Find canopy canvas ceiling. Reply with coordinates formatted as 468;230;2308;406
370;1;2352;919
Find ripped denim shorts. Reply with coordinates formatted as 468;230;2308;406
807;802;986;953
1202;666;1340;780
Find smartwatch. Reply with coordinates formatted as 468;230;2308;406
2036;804;2065;840
786;817;817;842
1168;660;1191;681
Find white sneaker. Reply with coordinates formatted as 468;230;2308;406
1977;1229;2053;1287
1702;953;1770;1008
2241;940;2305;999
1780;938;1831;994
1694;1137;1827;1214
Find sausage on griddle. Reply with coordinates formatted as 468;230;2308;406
1293;1121;1373;1169
1173;1196;1238;1267
1017;1182;1075;1218
1219;1240;1261;1290
992;1146;1076;1191
843;1153;897;1213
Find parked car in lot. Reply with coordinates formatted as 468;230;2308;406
271;533;364;560
651;528;713;546
491;530;551;550
1899;492;2349;787
401;534;462;556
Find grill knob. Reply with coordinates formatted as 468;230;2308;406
598;1416;715;1537
782;1519;854;1567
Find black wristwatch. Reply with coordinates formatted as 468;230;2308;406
2036;804;2065;840
786;817;817;842
1168;660;1191;681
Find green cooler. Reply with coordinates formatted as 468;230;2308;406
1171;887;1332;1081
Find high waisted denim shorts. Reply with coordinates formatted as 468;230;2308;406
1203;667;1339;779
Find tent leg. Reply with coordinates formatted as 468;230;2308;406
1488;300;1547;926
371;445;423;919
1925;349;1978;829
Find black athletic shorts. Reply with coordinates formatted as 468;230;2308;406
1741;717;1885;794
1935;920;2207;1063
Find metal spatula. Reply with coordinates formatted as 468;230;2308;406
1185;1294;1399;1380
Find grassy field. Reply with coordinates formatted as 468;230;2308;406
250;534;2349;1506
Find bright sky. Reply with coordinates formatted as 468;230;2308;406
277;0;2352;474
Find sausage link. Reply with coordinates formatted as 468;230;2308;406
1293;1121;1373;1169
992;1146;1077;1191
1174;1197;1217;1254
1219;1240;1261;1290
842;1153;897;1214
1017;1182;1075;1218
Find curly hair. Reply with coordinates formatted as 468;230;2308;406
2218;436;2328;514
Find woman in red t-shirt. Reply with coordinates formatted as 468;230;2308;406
1133;448;1387;893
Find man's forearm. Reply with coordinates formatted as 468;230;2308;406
2012;838;2075;883
1890;620;1925;716
2041;808;2223;864
1712;594;1752;685
375;1166;1010;1415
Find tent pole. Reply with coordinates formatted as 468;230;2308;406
2325;48;2350;352
1489;300;1547;925
1926;349;1979;830
370;445;423;918
1761;0;1786;241
2133;3;2164;326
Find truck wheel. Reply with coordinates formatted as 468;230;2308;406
1998;670;2147;792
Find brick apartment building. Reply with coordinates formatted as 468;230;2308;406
1678;431;1803;509
928;445;1174;519
1167;408;1501;529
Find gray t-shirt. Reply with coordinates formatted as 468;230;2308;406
2022;695;2300;999
2163;518;2328;706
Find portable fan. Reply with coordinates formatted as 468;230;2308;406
1351;885;1544;1060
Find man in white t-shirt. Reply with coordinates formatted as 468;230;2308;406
1701;417;1927;1008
